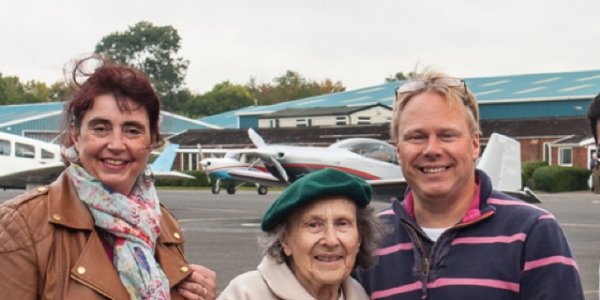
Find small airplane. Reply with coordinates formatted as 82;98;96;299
0;131;194;190
222;129;539;203
196;146;274;195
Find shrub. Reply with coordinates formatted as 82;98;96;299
531;166;590;192
521;160;548;188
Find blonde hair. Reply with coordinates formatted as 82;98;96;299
390;70;480;143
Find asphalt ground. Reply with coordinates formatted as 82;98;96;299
1;188;599;299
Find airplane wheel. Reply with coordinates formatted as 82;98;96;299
226;185;236;194
211;185;220;194
257;185;268;195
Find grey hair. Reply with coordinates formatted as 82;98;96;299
257;205;386;269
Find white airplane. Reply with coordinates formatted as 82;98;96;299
0;131;194;190
222;129;539;203
196;147;275;195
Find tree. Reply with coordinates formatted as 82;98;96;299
94;21;189;102
0;72;59;104
48;82;71;102
0;73;23;104
385;71;415;82
246;70;345;105
187;81;254;117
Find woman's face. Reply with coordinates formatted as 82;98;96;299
71;94;152;195
281;197;360;294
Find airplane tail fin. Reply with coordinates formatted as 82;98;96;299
150;143;195;180
477;133;522;192
478;133;541;203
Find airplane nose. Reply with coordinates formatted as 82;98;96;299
200;160;211;169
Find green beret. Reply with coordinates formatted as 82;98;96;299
261;168;372;231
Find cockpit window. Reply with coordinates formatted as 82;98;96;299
0;139;10;156
16;142;35;159
331;139;398;164
42;149;55;159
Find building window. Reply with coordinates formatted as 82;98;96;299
558;147;572;166
269;119;279;128
181;153;198;171
15;142;35;158
0;139;10;156
357;116;371;125
296;118;312;127
336;116;347;126
543;142;551;163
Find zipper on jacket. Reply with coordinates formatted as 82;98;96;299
402;221;431;299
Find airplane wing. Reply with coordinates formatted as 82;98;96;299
367;178;408;202
227;168;288;187
0;161;65;189
152;171;195;180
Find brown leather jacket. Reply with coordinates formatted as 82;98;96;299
0;173;192;300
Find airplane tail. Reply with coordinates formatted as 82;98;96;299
478;133;521;191
477;133;540;203
150;143;195;180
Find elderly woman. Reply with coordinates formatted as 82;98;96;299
0;56;216;300
218;168;384;300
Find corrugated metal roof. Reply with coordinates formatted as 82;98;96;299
0;102;217;137
200;70;600;128
0;102;64;127
258;104;390;118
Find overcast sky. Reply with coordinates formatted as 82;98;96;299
1;0;599;94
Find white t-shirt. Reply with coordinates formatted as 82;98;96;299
422;227;450;242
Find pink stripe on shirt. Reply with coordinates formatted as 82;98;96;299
371;281;422;299
377;209;395;216
376;242;413;256
523;255;579;271
428;277;520;292
451;233;526;245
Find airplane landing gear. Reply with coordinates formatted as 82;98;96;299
257;185;268;195
211;185;220;194
226;185;236;194
211;179;221;194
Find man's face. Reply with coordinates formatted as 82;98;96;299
395;91;480;203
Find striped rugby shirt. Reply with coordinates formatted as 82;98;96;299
354;170;584;299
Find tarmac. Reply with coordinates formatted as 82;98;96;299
1;188;599;299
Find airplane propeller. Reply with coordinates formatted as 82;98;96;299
197;144;211;184
247;128;290;183
269;156;289;182
248;128;267;148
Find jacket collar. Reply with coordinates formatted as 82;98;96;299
47;172;95;230
257;256;368;300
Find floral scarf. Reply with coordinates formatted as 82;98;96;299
67;164;170;299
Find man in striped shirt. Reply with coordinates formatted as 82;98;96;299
353;71;584;299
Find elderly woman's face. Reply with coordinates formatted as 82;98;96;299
71;94;152;195
281;197;360;292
